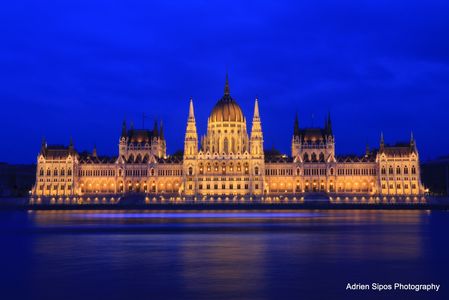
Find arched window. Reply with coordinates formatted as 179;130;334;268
411;166;416;175
319;153;325;162
222;163;226;174
311;153;317;162
47;169;51;176
381;167;386;175
150;168;155;176
40;168;44;176
396;166;401;174
330;168;334;176
303;153;309;162
188;167;193;176
255;166;259;175
404;166;409;174
199;164;204;175
296;168;300;176
389;166;393;174
61;168;65;176
223;138;229;153
54;169;58;176
244;163;249;175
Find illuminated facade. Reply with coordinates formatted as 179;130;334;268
32;76;425;201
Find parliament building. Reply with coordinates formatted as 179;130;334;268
31;76;425;204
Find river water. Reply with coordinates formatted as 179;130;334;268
0;209;448;300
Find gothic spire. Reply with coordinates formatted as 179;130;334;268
184;97;198;157
41;137;46;152
69;137;74;151
121;119;127;137
92;144;97;157
224;73;230;96
253;97;260;119
327;111;333;135
159;120;164;140
380;132;385;150
250;97;263;156
188;97;195;120
410;131;415;148
293;113;299;136
153;120;159;137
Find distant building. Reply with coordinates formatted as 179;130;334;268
32;76;425;200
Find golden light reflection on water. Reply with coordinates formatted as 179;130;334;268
22;209;433;299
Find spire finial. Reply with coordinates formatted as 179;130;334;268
327;111;333;135
41;136;46;151
92;144;97;157
153;119;159;136
294;113;299;136
159;120;164;139
121;119;127;137
253;97;260;118
188;97;195;120
224;73;230;95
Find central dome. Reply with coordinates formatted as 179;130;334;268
209;76;244;123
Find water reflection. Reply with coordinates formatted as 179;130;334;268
1;210;439;300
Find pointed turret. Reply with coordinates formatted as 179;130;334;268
184;98;198;158
68;137;74;152
293;113;300;136
92;144;97;157
380;132;385;151
327;112;333;135
159;120;164;140
365;143;370;156
153;120;159;137
250;98;264;156
40;137;46;153
188;97;195;121
121;120;127;137
410;131;416;150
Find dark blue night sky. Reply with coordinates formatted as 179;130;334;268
1;0;449;163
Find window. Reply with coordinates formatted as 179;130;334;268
47;169;51;176
330;168;334;176
311;153;317;162
404;167;409;175
39;168;44;176
396;166;401;174
389;167;393;175
319;153;325;162
303;153;309;162
381;167;386;175
67;169;72;176
255;166;259;175
188;167;193;176
411;166;416;175
54;169;58;176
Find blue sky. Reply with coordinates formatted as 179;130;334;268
1;0;449;163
